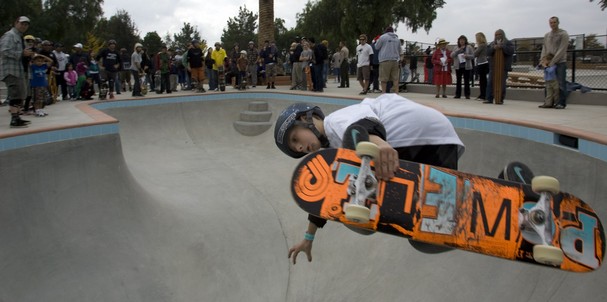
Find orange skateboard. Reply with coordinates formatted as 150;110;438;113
291;141;604;272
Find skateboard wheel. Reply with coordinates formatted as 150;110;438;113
533;245;564;266
356;142;380;160
531;176;560;195
345;204;370;223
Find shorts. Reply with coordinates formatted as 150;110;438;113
2;75;27;101
356;65;371;81
379;60;400;83
396;144;460;170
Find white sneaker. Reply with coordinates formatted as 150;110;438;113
36;109;48;117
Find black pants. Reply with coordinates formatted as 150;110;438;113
476;63;489;99
55;72;67;99
455;67;471;98
339;60;349;87
160;73;171;93
396;144;459;170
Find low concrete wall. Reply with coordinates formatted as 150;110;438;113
406;83;606;106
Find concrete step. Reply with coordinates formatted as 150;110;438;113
233;121;273;136
240;111;272;122
248;101;269;112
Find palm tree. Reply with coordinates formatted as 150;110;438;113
258;0;274;45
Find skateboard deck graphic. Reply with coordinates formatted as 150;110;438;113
291;148;605;272
493;47;504;104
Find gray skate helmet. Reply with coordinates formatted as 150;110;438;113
274;103;328;158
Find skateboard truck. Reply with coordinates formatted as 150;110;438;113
519;176;564;266
344;142;380;224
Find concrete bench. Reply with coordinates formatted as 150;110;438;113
508;72;545;85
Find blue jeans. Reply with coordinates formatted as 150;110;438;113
555;62;567;106
209;70;218;90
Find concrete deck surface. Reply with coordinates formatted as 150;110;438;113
0;84;606;301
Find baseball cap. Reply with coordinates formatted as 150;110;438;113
17;16;30;23
73;43;83;48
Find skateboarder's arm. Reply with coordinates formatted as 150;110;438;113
288;221;319;264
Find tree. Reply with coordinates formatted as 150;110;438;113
0;0;42;33
589;0;607;10
221;6;258;50
173;22;202;51
38;0;104;46
94;10;139;51
295;0;445;51
273;18;292;52
585;34;605;49
84;32;105;55
258;0;274;46
142;31;163;54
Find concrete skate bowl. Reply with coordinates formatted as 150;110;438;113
0;93;606;302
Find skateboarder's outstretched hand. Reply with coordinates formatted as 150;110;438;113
288;239;313;265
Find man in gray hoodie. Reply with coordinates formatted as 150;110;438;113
374;26;402;93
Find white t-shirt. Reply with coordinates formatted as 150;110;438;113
356;43;373;67
323;94;465;156
130;52;142;71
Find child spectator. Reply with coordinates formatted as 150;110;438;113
88;51;101;93
63;63;78;100
236;50;248;90
30;54;54;116
80;76;95;100
537;53;558;108
75;57;88;99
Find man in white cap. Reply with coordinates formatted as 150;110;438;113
0;16;34;127
130;43;144;97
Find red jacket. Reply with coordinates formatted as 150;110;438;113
432;48;453;72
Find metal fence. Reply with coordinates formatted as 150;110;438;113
403;48;607;91
404;34;607;91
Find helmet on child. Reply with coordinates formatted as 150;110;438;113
274;103;327;158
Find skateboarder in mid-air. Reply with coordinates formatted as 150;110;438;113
274;93;465;264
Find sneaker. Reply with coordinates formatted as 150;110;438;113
359;90;367;95
109;93;115;99
554;104;566;109
35;109;47;117
10;118;28;128
498;161;534;184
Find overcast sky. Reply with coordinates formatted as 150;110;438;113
103;0;606;46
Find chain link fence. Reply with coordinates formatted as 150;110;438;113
403;34;607;91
